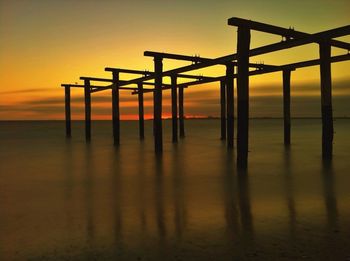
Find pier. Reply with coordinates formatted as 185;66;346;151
61;18;350;169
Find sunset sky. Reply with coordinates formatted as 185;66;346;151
0;0;349;120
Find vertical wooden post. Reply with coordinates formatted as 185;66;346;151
65;86;71;138
154;56;163;153
319;41;333;160
236;26;251;169
179;86;185;138
138;82;144;140
84;79;91;142
283;69;291;146
171;75;178;143
220;79;226;140
112;71;120;145
226;63;234;148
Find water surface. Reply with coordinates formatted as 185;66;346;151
0;119;350;260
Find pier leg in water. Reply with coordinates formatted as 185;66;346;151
64;86;71;138
84;79;91;142
283;69;291;146
171;75;178;143
154;56;163;153
179;86;185;138
319;41;333;160
138;83;144;140
236;26;251;169
112;71;120;145
220;79;226;140
226;63;234;148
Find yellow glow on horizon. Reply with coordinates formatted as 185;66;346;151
1;1;350;120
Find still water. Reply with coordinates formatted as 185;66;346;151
0;119;350;260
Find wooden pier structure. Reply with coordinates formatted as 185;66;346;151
61;17;350;169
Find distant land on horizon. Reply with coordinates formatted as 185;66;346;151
1;116;350;122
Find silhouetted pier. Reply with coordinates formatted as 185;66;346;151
61;17;350;169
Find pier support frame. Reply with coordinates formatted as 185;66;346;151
112;71;120;145
236;27;251;169
138;83;144;140
226;63;234;148
283;69;291;146
179;86;185;138
84;79;91;142
319;41;333;160
64;86;71;138
171;75;178;143
154;57;163;153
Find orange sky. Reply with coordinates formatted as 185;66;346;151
0;0;350;120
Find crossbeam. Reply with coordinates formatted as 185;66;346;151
144;51;277;70
118;26;350;87
228;17;350;50
80;77;114;83
105;67;215;80
130;54;350;94
61;83;139;90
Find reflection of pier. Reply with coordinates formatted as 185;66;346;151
222;150;254;247
61;18;350;169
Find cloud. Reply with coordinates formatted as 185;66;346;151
0;88;54;95
1;78;350;119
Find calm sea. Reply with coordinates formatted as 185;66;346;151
0;119;350;260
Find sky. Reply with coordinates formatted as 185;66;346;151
0;0;349;120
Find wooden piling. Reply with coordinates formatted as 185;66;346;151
154;57;163;153
319;41;333;160
64;86;71;138
220;79;226;140
226;63;234;148
84;79;91;142
138;82;144;140
112;71;120;145
283;69;291;146
179;86;185;138
236;27;251;169
171;75;178;143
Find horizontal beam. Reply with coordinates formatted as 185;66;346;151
61;83;141;91
80;77;114;83
228;17;350;50
105;67;152;75
131;53;350;94
105;66;215;80
282;53;350;70
182;53;350;86
120;25;350;87
131;85;188;95
61;84;110;88
144;51;277;70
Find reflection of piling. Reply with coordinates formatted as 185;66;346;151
64;86;71;138
283;147;297;239
155;156;166;242
226;63;234;148
171;75;178;143
154;57;163;153
237;170;254;238
84;79;91;142
319;42;333;160
179;86;185;138
220;79;226;140
137;83;145;140
283;69;291;146
321;161;338;230
236;27;251;169
112;71;120;145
